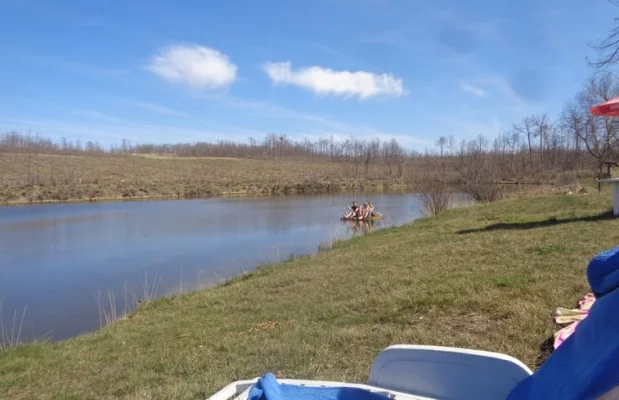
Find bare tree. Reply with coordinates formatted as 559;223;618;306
436;136;448;157
476;134;488;152
352;139;363;178
264;133;278;160
382;139;407;178
513;117;537;169
120;138;130;153
568;73;619;190
416;170;452;216
588;0;619;68
448;135;456;156
561;101;586;165
278;135;287;158
457;140;503;202
362;139;380;177
533;114;551;166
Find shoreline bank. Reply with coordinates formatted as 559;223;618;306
0;183;413;207
1;151;413;206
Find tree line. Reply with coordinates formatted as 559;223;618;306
1;75;619;188
422;72;619;202
0;132;411;178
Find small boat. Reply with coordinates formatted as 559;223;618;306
340;213;383;221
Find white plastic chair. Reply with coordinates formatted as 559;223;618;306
208;344;533;400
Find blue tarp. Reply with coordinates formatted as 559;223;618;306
248;373;390;400
508;246;619;399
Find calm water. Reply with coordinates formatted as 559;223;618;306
0;192;470;341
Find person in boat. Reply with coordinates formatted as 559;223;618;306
357;203;370;220
367;201;376;217
343;201;359;219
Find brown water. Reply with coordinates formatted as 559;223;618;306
0;192;473;341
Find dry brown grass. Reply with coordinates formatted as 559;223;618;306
0;153;404;204
0;150;601;205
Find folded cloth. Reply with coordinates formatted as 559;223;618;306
554;293;595;325
553;293;596;349
248;373;391;400
554;308;587;325
508;246;619;400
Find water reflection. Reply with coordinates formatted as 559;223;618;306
342;220;377;236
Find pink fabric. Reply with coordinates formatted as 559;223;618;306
553;293;596;349
554;322;578;349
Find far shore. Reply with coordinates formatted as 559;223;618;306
0;183;414;207
1;151;416;206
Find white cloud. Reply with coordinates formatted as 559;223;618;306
148;44;237;90
262;61;406;99
459;83;486;98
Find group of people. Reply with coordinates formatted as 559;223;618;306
343;200;377;220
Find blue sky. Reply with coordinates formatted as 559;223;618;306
0;0;616;150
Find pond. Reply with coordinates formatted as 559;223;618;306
0;192;473;341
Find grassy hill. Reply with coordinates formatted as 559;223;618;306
1;192;617;399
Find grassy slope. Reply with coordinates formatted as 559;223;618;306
0;153;401;204
2;193;618;399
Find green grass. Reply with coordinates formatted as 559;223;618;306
1;192;618;399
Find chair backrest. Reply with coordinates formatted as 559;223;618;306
368;345;532;400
